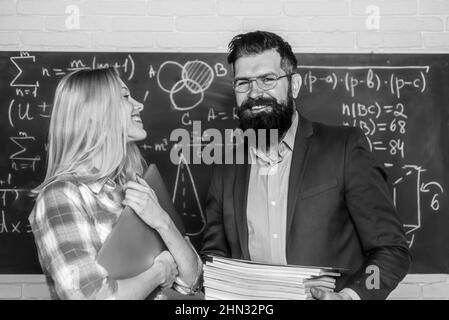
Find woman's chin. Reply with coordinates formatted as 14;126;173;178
127;130;148;142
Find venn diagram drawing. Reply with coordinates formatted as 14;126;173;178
157;60;226;111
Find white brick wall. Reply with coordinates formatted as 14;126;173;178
0;274;448;300
0;0;448;52
0;275;50;300
357;32;422;48
176;17;241;32
148;0;215;16
420;0;449;14
17;0;84;15
0;0;17;15
84;1;147;16
0;0;448;299
351;0;418;15
285;0;350;16
218;1;282;16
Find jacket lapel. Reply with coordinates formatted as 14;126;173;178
232;115;314;260
233;161;251;260
286;115;314;241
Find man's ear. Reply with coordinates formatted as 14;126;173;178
291;73;302;99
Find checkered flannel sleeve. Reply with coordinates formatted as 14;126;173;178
31;181;118;300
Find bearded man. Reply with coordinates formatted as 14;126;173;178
200;31;410;300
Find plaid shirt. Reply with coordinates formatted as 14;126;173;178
29;177;202;300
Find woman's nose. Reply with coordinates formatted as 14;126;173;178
131;97;144;112
134;102;143;112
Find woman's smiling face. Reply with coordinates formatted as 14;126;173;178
119;78;147;142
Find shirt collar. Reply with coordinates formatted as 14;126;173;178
281;110;298;152
84;177;117;195
77;167;117;195
250;110;299;163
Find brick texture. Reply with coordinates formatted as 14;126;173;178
1;0;449;51
0;16;43;31
155;33;222;48
0;284;22;299
218;0;282;16
148;0;215;16
0;32;20;45
424;33;449;47
289;32;355;48
1;0;449;300
380;17;443;31
46;16;112;31
18;0;83;15
311;17;368;32
243;17;309;32
351;0;418;15
284;0;349;16
0;0;16;15
92;32;153;48
112;17;173;32
21;32;90;47
84;1;146;16
23;284;51;299
176;17;241;32
420;0;449;14
358;32;422;48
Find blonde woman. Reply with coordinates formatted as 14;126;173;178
29;68;202;300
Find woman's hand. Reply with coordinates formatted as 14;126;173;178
122;176;170;230
152;251;178;288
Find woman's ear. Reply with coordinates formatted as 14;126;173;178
291;73;302;99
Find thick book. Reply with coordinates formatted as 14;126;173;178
96;164;184;280
203;255;344;300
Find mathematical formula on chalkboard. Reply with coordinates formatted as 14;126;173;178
0;52;448;273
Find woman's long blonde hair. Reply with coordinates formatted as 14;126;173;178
34;67;145;193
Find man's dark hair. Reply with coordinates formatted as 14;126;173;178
227;31;298;74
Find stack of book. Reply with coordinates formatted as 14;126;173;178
203;256;341;300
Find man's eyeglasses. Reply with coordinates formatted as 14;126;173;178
232;73;294;93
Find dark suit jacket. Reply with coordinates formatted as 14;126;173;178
201;114;411;300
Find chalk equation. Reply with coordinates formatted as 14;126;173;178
172;154;206;236
0;189;33;234
157;60;228;111
41;55;136;81
299;64;446;249
1;52;447;265
342;101;409;162
299;66;428;98
393;165;444;248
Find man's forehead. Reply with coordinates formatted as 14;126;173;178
233;49;283;76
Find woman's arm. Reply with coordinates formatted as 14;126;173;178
123;177;202;292
31;181;177;300
115;250;177;300
154;217;202;290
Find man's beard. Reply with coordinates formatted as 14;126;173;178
237;91;294;149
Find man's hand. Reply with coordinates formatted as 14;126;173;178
310;287;352;300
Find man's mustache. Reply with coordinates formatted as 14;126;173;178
240;97;278;111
